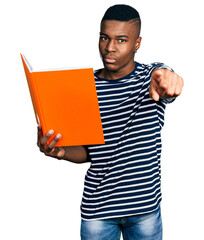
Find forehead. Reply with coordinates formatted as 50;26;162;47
100;20;138;37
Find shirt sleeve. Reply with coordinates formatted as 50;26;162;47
145;62;176;128
149;62;176;104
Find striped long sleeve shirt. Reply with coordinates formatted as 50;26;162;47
81;62;174;221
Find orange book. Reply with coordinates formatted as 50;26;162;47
21;54;105;146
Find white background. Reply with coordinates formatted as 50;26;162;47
1;0;203;239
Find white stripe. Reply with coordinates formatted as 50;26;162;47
86;157;158;182
100;102;135;114
90;138;156;160
101;116;130;126
99;94;146;109
88;165;159;186
91;143;157;163
103;125;160;143
98;97;128;104
86;165;157;183
81;201;161;220
101;109;132;120
88;131;160;151
83;180;160;200
82;188;161;215
82;186;160;210
85;171;159;191
90;157;159;181
97;91;132;98
97;83;142;93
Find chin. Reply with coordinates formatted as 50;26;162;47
103;62;119;72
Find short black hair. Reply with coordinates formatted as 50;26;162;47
101;4;140;22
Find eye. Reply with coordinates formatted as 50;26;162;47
118;39;127;43
100;36;108;41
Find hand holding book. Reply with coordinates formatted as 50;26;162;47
37;124;65;159
37;125;90;163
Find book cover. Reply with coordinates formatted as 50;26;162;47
21;54;105;146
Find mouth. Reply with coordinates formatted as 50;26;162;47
103;56;117;64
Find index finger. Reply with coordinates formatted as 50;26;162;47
45;133;62;154
40;129;55;148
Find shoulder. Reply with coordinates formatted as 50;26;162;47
134;62;174;79
94;68;103;80
136;62;173;70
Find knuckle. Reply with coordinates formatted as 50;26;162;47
166;90;174;96
44;148;53;155
159;80;167;88
46;146;53;153
40;139;45;146
45;132;51;138
175;88;181;95
39;144;46;153
160;83;167;89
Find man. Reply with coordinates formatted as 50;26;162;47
38;4;183;240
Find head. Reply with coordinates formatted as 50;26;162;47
99;4;142;78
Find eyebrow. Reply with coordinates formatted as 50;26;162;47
100;32;129;38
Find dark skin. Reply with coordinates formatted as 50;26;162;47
98;20;141;79
37;125;89;163
38;19;183;162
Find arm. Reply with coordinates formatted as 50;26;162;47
62;146;90;163
149;68;184;101
37;125;90;164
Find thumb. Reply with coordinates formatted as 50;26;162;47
56;147;66;160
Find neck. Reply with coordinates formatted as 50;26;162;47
99;61;136;80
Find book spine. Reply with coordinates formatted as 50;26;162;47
21;54;40;125
28;73;40;125
31;72;47;136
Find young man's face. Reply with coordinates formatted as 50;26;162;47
99;20;141;78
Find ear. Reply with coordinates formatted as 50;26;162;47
135;37;142;52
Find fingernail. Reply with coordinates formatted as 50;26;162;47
48;129;54;134
56;134;61;139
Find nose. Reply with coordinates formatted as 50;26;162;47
106;40;116;52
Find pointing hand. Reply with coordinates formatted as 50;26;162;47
149;68;184;101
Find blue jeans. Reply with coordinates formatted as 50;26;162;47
81;205;162;240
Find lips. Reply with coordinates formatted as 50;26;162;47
103;56;117;64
